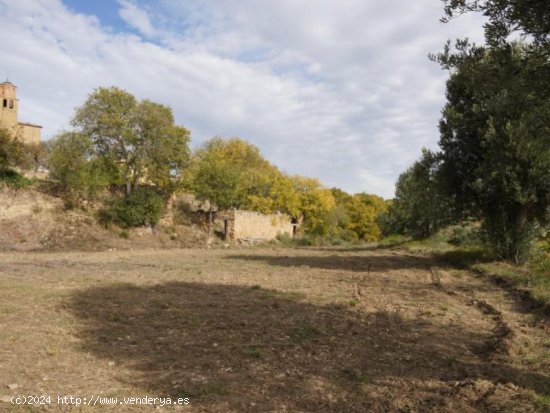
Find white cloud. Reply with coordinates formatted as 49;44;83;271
117;0;155;37
0;0;486;198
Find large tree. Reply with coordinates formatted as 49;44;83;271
382;149;453;238
72;87;191;194
435;42;550;261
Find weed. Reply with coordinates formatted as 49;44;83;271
119;230;130;239
288;325;320;343
340;368;372;384
445;356;457;368
245;346;262;359
536;393;550;410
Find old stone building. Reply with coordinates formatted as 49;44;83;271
214;209;296;242
0;80;41;144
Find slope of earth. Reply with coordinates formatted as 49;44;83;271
0;189;208;252
0;247;548;412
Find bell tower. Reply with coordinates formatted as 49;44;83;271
0;80;41;144
0;80;19;129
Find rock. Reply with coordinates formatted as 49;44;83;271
7;384;18;390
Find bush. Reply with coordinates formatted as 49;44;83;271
448;222;482;247
173;200;195;225
101;189;165;229
0;168;32;190
530;236;550;274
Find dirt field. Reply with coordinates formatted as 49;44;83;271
0;246;549;412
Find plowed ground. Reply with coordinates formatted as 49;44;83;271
1;247;548;412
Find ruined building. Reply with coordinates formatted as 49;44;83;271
0;81;41;144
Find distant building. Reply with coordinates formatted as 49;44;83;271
214;209;296;242
0;81;41;145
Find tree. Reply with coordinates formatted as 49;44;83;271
191;137;304;216
327;189;386;241
0;127;25;170
442;0;550;46
47;132;111;206
72;87;191;194
382;149;453;238
290;176;335;236
191;137;272;210
435;42;550;262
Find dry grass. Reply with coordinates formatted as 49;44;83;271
0;247;549;412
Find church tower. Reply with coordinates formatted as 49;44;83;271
0;80;41;144
0;80;19;129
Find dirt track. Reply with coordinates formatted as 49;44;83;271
0;247;548;412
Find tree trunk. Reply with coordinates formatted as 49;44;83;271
513;204;530;264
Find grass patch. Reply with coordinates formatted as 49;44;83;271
444;356;457;368
536;393;550;411
0;168;32;189
474;262;550;305
288;324;321;343
378;234;411;248
386;227;549;307
245;346;262;359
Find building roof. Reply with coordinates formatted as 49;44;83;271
18;122;42;128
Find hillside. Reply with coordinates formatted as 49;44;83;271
0;188;209;252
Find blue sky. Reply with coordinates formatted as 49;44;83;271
0;0;485;198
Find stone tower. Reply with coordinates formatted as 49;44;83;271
0;80;41;145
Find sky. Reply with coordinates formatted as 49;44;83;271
0;0;485;198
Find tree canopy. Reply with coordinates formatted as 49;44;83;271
442;0;550;46
72;87;191;194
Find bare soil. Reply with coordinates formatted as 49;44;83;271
0;247;548;412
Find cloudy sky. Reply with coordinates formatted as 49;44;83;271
0;0;485;198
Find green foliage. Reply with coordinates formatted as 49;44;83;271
191;137;352;238
380;149;454;238
100;188;165;228
191;137;300;215
448;222;482;247
530;235;550;273
47;132;111;207
0;127;26;169
327;189;385;242
0;168;32;189
474;261;550;305
435;42;550;263
72;87;191;195
290;175;335;236
442;0;550;47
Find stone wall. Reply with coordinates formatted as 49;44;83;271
16;123;41;145
212;210;294;241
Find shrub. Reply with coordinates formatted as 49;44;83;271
530;235;550;274
0;168;32;190
448;222;482;247
101;189;165;229
173;200;195;225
